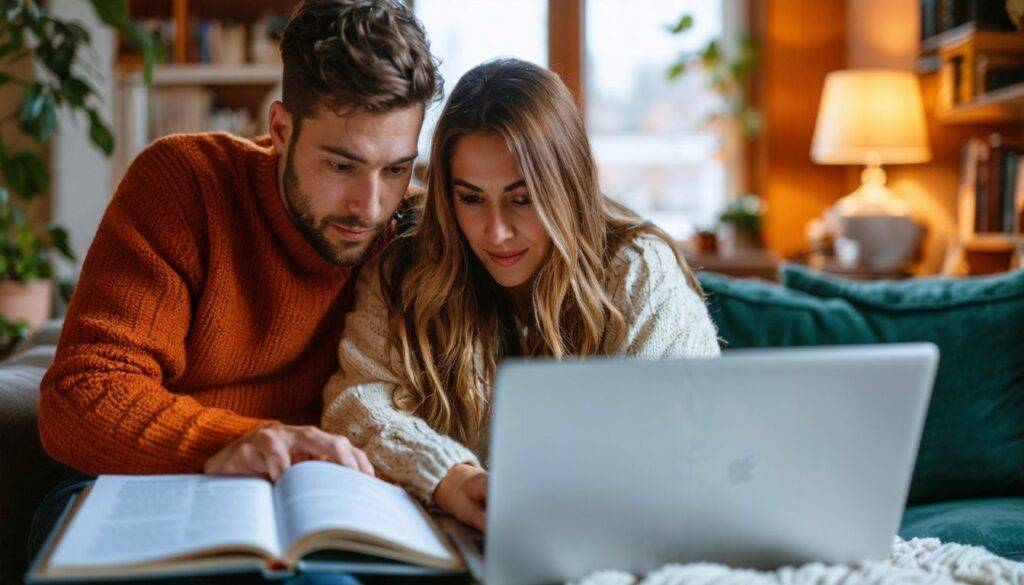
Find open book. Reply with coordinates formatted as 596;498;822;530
29;461;465;582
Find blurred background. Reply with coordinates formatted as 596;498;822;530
3;0;1024;331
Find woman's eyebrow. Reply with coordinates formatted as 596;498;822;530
452;178;526;192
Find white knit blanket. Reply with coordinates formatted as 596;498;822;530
573;538;1024;585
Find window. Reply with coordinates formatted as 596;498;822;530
586;0;727;238
415;0;736;237
414;0;548;159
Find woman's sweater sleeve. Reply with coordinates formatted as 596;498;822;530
610;236;722;360
322;259;480;503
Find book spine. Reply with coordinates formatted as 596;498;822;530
975;140;990;232
1002;151;1019;234
1017;156;1024;234
986;144;1006;233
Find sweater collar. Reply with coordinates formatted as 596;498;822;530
250;136;352;278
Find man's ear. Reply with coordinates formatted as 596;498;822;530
268;101;294;156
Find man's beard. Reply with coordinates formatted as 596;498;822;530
281;146;385;267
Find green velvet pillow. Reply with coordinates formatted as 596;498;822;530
697;271;876;348
901;498;1024;560
781;264;1024;504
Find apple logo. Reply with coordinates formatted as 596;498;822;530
728;455;756;485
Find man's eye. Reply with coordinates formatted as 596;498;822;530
387;166;409;176
328;161;354;172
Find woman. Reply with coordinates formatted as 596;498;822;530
322;58;720;531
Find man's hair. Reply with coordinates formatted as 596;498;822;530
280;0;442;122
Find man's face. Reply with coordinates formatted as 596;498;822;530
270;102;423;266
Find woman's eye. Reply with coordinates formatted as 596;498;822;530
512;196;533;207
457;193;482;205
387;166;409;176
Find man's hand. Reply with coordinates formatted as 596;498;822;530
205;423;374;481
434;463;488;531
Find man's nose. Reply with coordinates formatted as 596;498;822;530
346;172;383;223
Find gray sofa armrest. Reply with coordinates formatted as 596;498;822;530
0;320;64;585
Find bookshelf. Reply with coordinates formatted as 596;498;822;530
113;0;296;179
919;8;1024;273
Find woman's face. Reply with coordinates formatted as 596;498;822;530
450;132;553;292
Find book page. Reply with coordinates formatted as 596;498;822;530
48;474;281;569
274;461;454;564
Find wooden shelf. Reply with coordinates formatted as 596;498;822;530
937;82;1024;123
922;23;1024;54
121;63;282;86
965;233;1024;250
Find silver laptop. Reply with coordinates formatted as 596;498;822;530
444;343;938;585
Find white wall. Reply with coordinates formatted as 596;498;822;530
49;0;115;279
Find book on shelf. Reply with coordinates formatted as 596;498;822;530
147;87;257;141
125;11;285;67
923;0;1016;39
959;134;1024;239
975;53;1024;95
27;461;466;583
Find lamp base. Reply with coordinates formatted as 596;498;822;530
836;215;923;271
834;163;910;217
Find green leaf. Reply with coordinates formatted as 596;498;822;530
122;23;164;83
87;108;114;155
88;0;128;26
48;225;75;261
19;82;44;127
0;187;8;206
668;14;694;34
57;279;75;304
22;91;57;142
63;77;94;108
667;60;687;81
1;151;48;199
63;22;91;43
700;40;722;68
0;26;24;59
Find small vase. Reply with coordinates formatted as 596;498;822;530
0;279;53;331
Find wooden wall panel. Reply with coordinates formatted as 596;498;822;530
752;0;847;256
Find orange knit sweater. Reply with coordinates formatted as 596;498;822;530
38;132;362;475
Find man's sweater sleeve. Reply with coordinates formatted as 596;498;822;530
322;258;480;503
37;140;271;475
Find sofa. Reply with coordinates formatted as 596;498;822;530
700;264;1024;562
2;266;1023;584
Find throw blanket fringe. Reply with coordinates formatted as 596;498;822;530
573;538;1024;585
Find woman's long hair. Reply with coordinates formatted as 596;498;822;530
379;59;702;448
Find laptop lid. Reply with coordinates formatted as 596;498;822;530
485;343;938;585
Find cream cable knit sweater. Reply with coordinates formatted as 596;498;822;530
321;234;721;502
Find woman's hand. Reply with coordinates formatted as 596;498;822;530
434;463;488;531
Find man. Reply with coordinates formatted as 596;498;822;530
30;0;441;561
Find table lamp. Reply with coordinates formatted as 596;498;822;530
811;69;931;216
809;69;930;271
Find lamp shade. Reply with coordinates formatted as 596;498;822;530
811;69;931;165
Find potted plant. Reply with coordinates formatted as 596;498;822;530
0;0;159;351
716;194;766;254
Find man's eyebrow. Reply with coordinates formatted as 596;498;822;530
452;179;526;192
318;145;418;166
